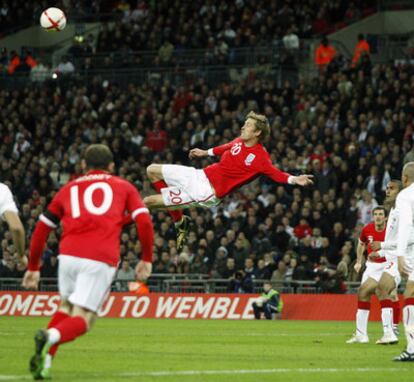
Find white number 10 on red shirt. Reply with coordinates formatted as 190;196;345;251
70;182;114;218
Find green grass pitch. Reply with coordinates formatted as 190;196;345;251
0;317;414;382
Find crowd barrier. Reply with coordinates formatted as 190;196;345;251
0;291;387;321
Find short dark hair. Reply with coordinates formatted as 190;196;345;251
372;206;386;215
358;33;364;41
390;179;403;191
84;144;114;169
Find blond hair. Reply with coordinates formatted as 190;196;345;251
246;111;270;141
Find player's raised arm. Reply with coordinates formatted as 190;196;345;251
189;140;236;159
3;211;25;260
127;186;154;281
0;183;26;261
22;196;63;290
261;158;313;186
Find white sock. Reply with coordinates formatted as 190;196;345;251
381;308;394;336
356;309;369;337
44;354;52;369
403;306;414;327
405;326;414;353
403;306;414;353
47;328;61;345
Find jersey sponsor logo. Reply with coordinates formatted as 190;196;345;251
244;153;256;166
230;142;242;156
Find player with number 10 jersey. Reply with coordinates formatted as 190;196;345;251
24;144;154;380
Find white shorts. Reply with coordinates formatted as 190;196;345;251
361;261;386;284
405;257;414;282
383;258;401;287
161;164;221;209
58;255;117;312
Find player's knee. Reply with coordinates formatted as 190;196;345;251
143;195;155;208
376;285;388;300
59;299;73;314
358;286;371;300
147;164;162;181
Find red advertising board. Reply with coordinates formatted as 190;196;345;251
0;291;385;321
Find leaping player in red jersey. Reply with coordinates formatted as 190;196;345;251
347;206;392;344
22;144;154;380
144;111;313;250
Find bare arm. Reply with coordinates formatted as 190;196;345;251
189;140;236;159
189;148;208;159
354;240;366;273
3;211;25;259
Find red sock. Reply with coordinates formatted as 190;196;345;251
47;311;70;357
152;180;183;222
380;299;393;309
393;301;400;325
358;300;371;310
53;316;88;345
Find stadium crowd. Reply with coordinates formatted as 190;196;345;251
0;0;377;75
103;0;376;52
1;46;414;292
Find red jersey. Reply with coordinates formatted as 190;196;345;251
40;170;148;267
203;138;291;198
359;222;386;263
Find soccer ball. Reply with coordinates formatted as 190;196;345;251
40;7;66;32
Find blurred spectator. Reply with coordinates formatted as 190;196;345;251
271;261;287;287
282;27;299;51
352;33;370;67
30;60;51;82
117;260;135;281
357;190;378;225
315;37;336;73
55;56;75;75
228;270;253;293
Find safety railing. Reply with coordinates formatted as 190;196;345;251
0;276;390;294
0;62;309;90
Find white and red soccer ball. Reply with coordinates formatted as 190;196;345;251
40;7;66;32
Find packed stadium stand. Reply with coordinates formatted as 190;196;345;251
1;0;414;294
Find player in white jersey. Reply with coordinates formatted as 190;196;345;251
392;162;414;361
370;180;403;345
0;182;26;262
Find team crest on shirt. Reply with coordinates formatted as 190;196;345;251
231;142;242;155
245;153;256;166
368;235;373;243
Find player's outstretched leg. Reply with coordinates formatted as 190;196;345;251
146;164;191;251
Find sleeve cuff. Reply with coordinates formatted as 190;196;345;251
287;176;295;185
207;148;215;156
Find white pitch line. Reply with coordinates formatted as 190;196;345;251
0;368;409;381
120;367;409;377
